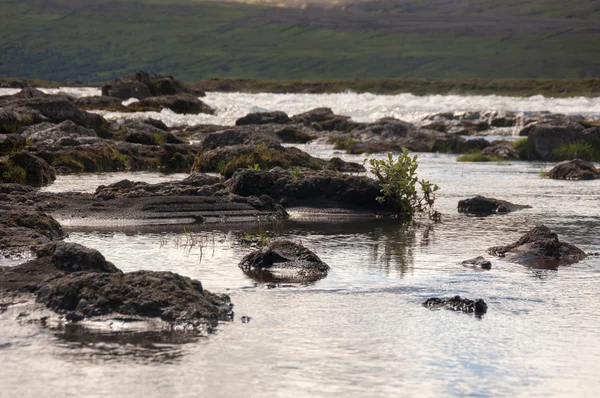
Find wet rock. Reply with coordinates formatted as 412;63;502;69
547;159;600;180
201;127;280;149
195;140;364;177
94;173;222;198
0;151;56;186
291;108;359;132
0;202;64;258
4;96;108;133
520;120;600;160
458;196;530;216
462;256;492;270
423;295;488;314
0;134;26;155
274;126;314;143
481;142;520;160
48;242;120;274
101;71;201;100
127;94;215;115
36;270;231;327
487;225;587;268
74;96;128;112
335;117;472;154
0;87;47;103
228;168;381;211
236;111;290;126
118;120;184;145
0;106;48;134
22;120;100;146
239;240;329;283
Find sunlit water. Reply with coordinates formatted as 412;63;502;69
2;88;599;126
2;147;600;398
1;89;600;397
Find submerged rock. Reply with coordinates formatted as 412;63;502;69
547;159;600;180
423;296;488;315
487;225;587;268
458;196;530;216
462;256;492;270
239;240;329;283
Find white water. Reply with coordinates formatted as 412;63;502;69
2;88;599;127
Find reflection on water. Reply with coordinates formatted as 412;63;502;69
2;148;600;398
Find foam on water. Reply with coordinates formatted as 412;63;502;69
3;87;598;127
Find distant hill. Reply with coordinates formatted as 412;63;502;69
0;0;599;83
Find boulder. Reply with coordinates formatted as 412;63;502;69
201;127;280;150
194;142;364;177
291;108;358;132
0;151;56;186
462;256;492;270
23;120;100;146
458;196;530;216
127;94;215;115
236;111;290;126
239;240;329;283
0;87;47;104
547;159;600;180
481;142;520;160
0;106;48;134
0;203;64;258
74;96;129;112
423;296;488;315
118;120;184;145
36;270;232;327
487;225;587;268
101;71;201;100
49;242;120;274
522;121;589;160
0;134;26;155
227;168;381;211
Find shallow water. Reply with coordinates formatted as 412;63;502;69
2;88;600;397
2;147;600;398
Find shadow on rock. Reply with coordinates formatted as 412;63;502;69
487;225;587;269
239;240;329;284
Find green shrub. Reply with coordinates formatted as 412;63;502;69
0;161;27;184
367;150;440;221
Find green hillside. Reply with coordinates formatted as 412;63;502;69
1;0;599;83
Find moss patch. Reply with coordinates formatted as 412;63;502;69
0;160;27;184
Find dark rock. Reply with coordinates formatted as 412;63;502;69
101;71;200;100
522;120;595;160
291;108;358;132
274;126;314;143
0;106;48;134
462;256;492;270
201;127;280;150
547;159;600;180
127;94;215;115
5;96;107;132
195;140;364;177
118;120;184;145
48;242;120;274
22;120;100;146
481;142;520;160
487;225;587;268
74;96;128;112
423;295;488;315
228;168;381;211
458;196;530;216
36;270;231;327
236;111;290;126
1;151;56;186
0;203;64;258
0;134;26;155
239;240;329;283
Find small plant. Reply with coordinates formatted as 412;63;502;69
290;166;301;179
513;138;536;160
553;140;598;161
247;163;261;171
457;151;504;162
0;160;27;184
367;150;440;221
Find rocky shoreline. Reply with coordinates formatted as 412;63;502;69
1;73;596;335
